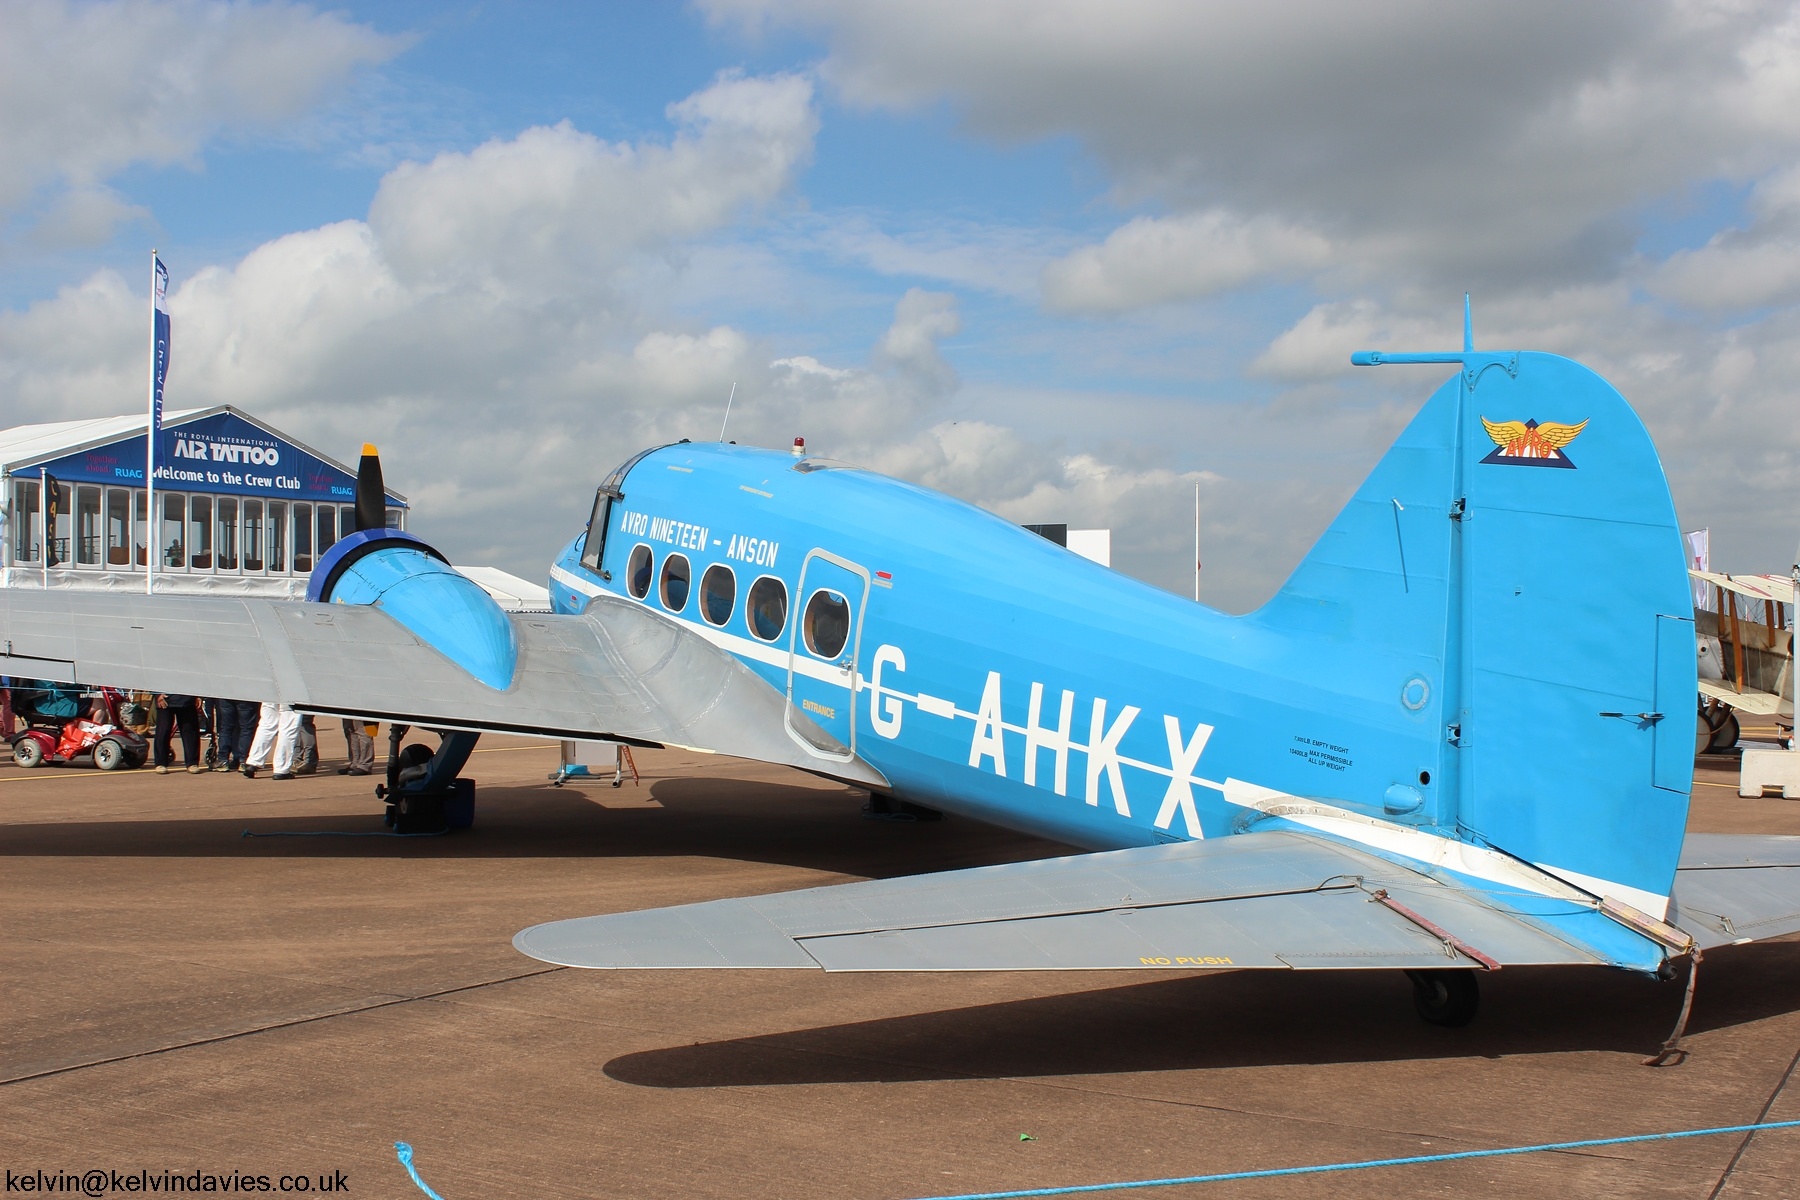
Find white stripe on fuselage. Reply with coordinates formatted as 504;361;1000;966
1221;779;1670;918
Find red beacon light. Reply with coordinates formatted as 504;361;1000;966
792;436;805;457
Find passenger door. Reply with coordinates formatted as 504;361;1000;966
785;549;871;763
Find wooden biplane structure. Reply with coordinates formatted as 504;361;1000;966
1690;570;1794;754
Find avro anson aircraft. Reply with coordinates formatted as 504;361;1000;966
6;325;1799;1040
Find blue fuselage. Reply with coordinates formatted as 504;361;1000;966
547;442;1443;853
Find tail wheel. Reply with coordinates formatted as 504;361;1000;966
93;738;128;771
13;737;45;768
1707;712;1740;753
1407;969;1480;1027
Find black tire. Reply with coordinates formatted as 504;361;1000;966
1407;969;1480;1027
1696;712;1713;756
93;738;128;771
1708;712;1740;753
13;737;45;768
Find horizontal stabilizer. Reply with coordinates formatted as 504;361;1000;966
1672;834;1800;949
514;832;1617;973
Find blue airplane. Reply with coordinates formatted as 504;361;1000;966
5;316;1799;1045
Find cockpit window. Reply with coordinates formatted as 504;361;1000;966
803;589;850;659
700;564;735;626
580;488;610;571
627;544;653;600
660;553;691;612
747;575;788;642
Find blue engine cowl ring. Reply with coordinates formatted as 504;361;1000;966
307;530;518;690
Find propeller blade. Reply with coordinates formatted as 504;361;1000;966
354;442;386;533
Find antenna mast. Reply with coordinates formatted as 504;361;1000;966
1194;481;1201;602
718;382;737;441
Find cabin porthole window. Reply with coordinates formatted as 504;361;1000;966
627;544;653;600
803;589;850;659
701;564;736;627
747;575;788;642
660;553;691;612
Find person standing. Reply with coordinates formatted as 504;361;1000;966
152;694;204;775
212;699;256;772
339;719;375;776
295;714;319;775
243;701;302;780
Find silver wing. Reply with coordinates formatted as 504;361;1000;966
0;588;886;788
515;831;1800;973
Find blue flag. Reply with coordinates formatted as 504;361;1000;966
151;256;170;432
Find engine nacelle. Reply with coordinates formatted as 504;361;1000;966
307;530;517;690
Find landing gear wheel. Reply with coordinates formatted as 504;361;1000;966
1406;969;1479;1027
13;737;44;768
1707;712;1740;753
93;738;128;771
1696;712;1713;756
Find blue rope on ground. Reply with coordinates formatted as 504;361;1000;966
240;828;446;838
394;1144;445;1200
899;1120;1800;1200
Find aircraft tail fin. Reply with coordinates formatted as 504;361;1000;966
1251;350;1695;916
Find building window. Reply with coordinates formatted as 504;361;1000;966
700;564;735;626
12;480;38;562
317;505;337;556
294;503;313;573
243;500;264;572
268;501;287;572
190;496;212;570
217;497;238;571
340;505;356;537
48;481;71;566
134;489;148;567
105;488;131;566
76;485;101;566
747;575;787;642
160;493;185;568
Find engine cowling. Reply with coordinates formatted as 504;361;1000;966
306;529;517;690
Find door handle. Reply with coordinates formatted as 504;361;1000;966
1600;711;1663;723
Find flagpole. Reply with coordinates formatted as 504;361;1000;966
1193;481;1201;602
146;250;157;595
41;468;48;591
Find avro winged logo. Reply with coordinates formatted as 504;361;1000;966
1479;417;1588;469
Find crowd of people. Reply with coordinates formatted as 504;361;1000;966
2;681;381;778
153;699;381;778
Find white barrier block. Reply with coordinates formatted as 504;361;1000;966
1738;747;1800;798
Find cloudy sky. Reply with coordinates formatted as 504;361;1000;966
3;0;1799;611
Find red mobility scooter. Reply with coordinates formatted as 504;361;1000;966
9;683;148;771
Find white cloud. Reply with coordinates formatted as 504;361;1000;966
27;187;152;248
368;73;817;292
1042;210;1335;312
1652;166;1800;310
712;1;1800;297
0;0;401;218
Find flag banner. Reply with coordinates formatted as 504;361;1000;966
1686;528;1710;610
151;256;170;432
42;471;62;567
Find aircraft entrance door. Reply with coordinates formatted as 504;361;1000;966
785;549;871;763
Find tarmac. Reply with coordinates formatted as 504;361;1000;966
4;722;1799;1200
